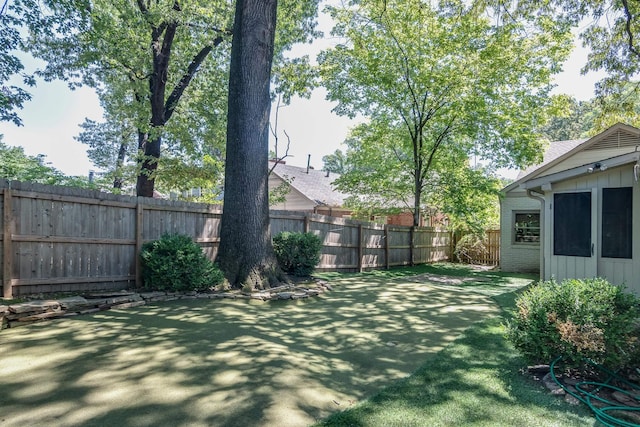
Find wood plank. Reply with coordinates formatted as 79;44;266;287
10;275;136;287
135;200;144;288
384;225;390;269
141;203;223;214
3;189;13;298
11;235;137;245
12;189;136;209
315;264;359;269
320;242;360;249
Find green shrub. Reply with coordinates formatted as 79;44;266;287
272;231;322;277
140;233;224;292
506;278;640;370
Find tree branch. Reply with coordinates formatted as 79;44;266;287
621;0;640;60
136;0;148;14
164;42;216;121
422;118;455;182
269;95;293;175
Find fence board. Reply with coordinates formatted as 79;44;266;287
0;180;453;297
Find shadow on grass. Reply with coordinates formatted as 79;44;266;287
315;287;596;427
0;266;511;427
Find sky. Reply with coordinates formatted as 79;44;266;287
0;18;605;179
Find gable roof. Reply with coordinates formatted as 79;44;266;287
515;139;586;180
269;162;348;207
504;123;640;192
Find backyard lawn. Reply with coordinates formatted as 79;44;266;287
0;264;594;426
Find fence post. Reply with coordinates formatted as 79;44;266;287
450;231;456;262
358;224;363;272
304;214;310;233
135;199;144;288
384;224;390;269
410;226;415;266
3;188;13;298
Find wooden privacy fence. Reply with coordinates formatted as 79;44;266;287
1;180;452;298
271;211;451;271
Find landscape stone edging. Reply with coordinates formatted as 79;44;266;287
0;281;333;331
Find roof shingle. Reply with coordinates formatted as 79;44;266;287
270;163;348;207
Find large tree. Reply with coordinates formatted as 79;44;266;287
334;121;502;232
13;0;233;196
217;0;281;289
75;70;228;198
319;0;572;226
14;0;318;197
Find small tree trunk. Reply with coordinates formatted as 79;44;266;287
413;173;422;227
217;0;281;289
112;135;128;189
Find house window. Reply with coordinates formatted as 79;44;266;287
513;211;540;244
554;192;591;257
602;187;632;259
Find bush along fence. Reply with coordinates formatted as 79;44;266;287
0;180;453;298
452;230;500;266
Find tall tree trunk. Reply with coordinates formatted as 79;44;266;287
217;0;281;289
136;135;161;197
413;178;421;227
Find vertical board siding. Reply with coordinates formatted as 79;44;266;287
0;180;453;297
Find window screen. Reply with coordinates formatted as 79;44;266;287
554;192;591;257
602;187;632;259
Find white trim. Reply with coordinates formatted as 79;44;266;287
524;152;640;191
503;123;640;193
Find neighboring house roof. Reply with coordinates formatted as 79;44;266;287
504;123;640;193
270;162;348;207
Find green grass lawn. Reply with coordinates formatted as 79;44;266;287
0;264;596;426
315;267;596;427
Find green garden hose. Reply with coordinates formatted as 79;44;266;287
550;356;640;426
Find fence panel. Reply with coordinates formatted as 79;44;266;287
362;224;386;270
387;226;412;267
2;181;139;296
309;215;360;271
413;228;450;264
1;180;453;297
483;229;500;266
270;211;306;235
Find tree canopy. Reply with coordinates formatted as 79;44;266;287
512;1;640;125
7;0;319;197
0;1;35;126
319;0;572;228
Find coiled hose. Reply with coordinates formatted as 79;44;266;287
550;356;640;426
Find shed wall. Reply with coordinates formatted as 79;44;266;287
500;192;541;273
